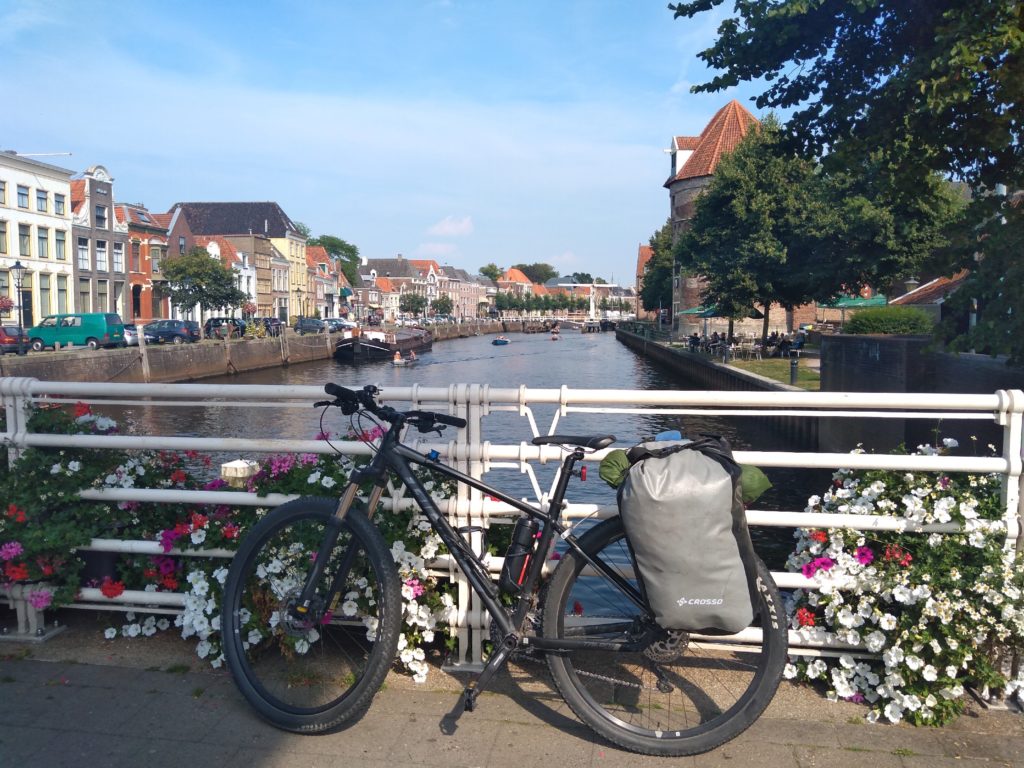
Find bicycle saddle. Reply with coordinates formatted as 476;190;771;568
532;435;616;450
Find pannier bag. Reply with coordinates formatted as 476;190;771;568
617;437;759;634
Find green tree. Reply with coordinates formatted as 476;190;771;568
430;295;454;316
309;234;361;285
670;0;1022;357
159;248;247;324
675;117;829;340
479;263;503;281
293;221;313;239
399;293;428;317
639;220;675;315
511;263;557;284
571;272;593;284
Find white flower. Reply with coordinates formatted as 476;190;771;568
865;631;887;653
307;471;322;485
922;665;938;682
104;627;117;639
294;638;310;654
942;438;959;448
321;476;337;489
884;701;904;722
783;663;798;679
342;600;358;617
190;529;207;545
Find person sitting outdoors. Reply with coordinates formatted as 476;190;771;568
688;333;700;352
409;350;417;361
394;350;402;363
777;335;793;357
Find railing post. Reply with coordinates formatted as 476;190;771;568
1;376;37;466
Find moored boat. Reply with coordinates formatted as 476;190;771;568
492;336;511;346
335;328;432;362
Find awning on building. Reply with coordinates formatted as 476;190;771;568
821;294;888;308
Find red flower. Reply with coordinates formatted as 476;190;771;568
190;512;208;530
5;503;27;523
4;561;29;581
883;544;913;567
143;568;158;579
100;577;126;598
73;402;92;418
161;575;179;590
223;523;240;539
796;607;816;627
809;530;828;543
170;469;188;485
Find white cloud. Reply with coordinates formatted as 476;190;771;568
427;215;474;237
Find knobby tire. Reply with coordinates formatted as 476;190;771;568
222;497;402;732
542;516;787;756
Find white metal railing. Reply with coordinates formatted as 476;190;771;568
1;376;1022;666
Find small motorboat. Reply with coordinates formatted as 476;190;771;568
492;336;511;346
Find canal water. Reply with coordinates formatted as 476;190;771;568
112;330;827;566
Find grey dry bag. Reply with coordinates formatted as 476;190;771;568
617;437;758;634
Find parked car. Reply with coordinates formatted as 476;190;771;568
323;317;357;332
27;313;125;351
0;325;28;354
293;317;326;335
257;317;284;337
123;324;157;347
145;319;201;344
203;317;247;339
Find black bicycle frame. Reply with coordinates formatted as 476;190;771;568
297;419;654;654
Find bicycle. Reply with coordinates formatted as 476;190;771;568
221;383;787;756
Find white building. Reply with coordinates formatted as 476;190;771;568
0;151;76;327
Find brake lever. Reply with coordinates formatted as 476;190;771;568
313;400;333;408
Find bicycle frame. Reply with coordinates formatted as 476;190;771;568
294;418;655;657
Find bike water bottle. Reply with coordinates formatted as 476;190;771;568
499;517;540;595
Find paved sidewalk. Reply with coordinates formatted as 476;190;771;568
1;615;1021;767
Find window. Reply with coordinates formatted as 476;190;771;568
97;279;108;312
78;279;92;312
36;190;47;212
151;246;162;274
17;185;29;208
39;274;51;315
57;275;68;313
19;224;30;256
95;205;108;229
78;237;90;270
55;230;66;260
0;221;6;254
37;227;48;259
96;239;108;271
179;235;185;254
0;180;6;204
54;193;65;215
131;241;140;271
113;242;124;272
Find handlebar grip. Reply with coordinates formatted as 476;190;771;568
435;413;467;429
324;382;354;400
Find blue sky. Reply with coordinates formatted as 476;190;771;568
2;0;768;283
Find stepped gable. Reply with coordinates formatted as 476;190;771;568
668;100;759;183
169;202;299;237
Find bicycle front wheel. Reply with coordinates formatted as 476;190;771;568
542;516;787;756
222;497;402;732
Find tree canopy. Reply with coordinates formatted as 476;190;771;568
669;0;1022;191
399;293;429;316
478;263;503;282
308;234;361;285
511;263;557;284
430;295;454;316
159;248;247;320
639;220;674;314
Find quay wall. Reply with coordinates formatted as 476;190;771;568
616;328;818;449
0;322;501;384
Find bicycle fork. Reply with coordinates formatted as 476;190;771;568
289;482;385;623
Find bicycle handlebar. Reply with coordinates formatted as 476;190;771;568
322;382;468;430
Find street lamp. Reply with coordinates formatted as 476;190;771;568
10;260;27;355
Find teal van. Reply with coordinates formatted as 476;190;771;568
28;313;126;351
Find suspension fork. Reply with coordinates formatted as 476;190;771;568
290;480;387;620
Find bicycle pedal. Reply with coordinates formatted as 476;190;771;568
463;685;477;712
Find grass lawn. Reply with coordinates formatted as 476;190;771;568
728;357;821;390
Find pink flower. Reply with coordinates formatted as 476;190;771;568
0;541;24;561
26;589;52;611
405;579;426;598
855;546;874;565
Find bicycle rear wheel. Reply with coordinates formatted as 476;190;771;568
222;497;402;732
542;516;787;756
